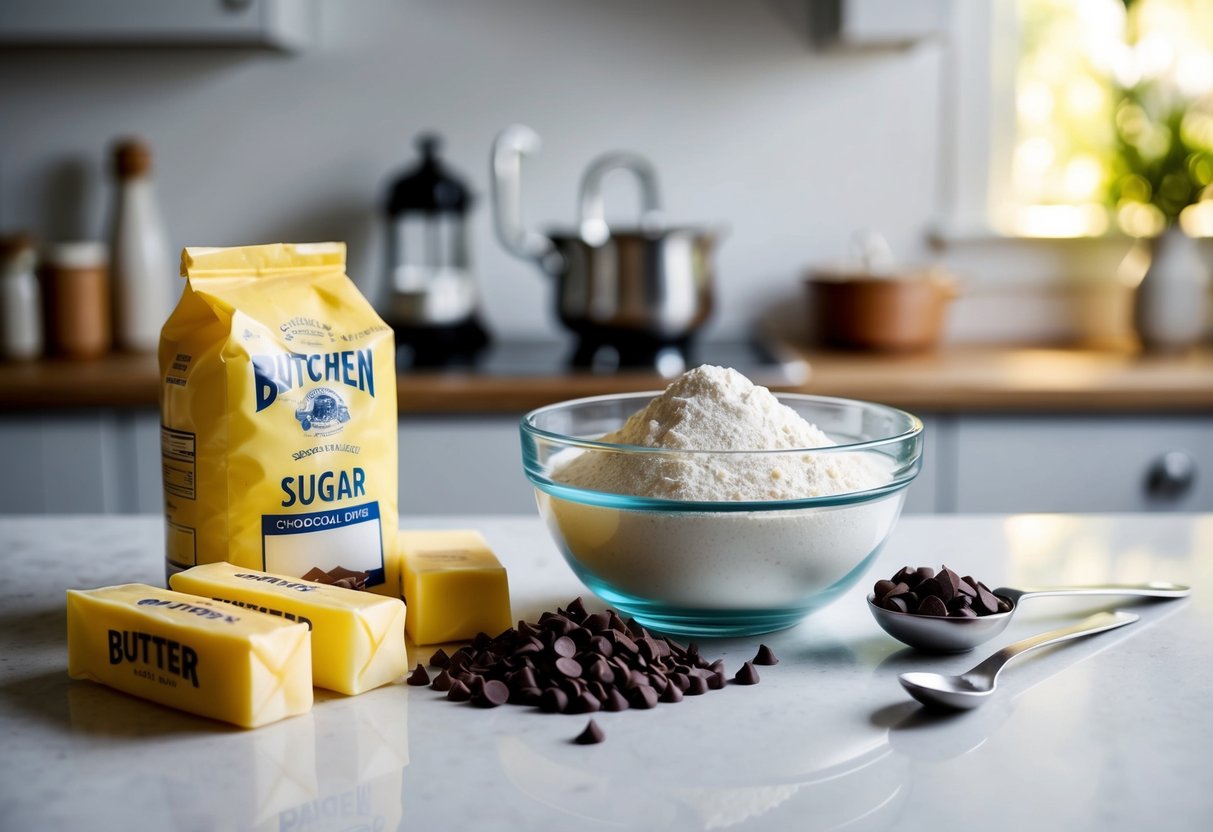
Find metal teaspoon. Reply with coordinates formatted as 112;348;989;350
897;610;1139;711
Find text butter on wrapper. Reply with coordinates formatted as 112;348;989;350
160;242;399;596
171;562;408;695
398;530;512;645
66;584;312;729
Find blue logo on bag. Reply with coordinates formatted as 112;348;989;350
295;388;350;435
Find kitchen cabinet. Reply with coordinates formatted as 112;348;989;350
0;412;936;515
4;411;1209;516
0;0;314;51
950;415;1212;513
773;0;949;50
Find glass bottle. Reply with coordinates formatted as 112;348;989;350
0;233;44;361
110;137;173;353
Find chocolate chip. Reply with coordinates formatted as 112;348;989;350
430;669;453;692
565;597;588;622
940;566;963;595
660;683;684;703
947;595;971;614
628;685;659;709
602;688;630;711
538;687;566;713
574;719;605;745
406;664;430;686
613;633;639;655
587;660;615;685
584;635;612;658
509;667;538;691
882;595;909;613
915;566;935;584
873;579;897;600
753;644;779;665
555;657;583;678
429;648;451;669
571;691;601;714
583;612;611;633
918;595;948;617
551;635;577;658
976;585;1002;615
685;675;709;696
446;680;472;702
511;685;541;705
475;680;510;708
733;661;760;685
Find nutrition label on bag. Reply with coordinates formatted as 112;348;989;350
160;426;196;500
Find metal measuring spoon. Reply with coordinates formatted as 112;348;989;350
868;581;1189;653
898;610;1139;710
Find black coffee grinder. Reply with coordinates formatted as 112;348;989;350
382;134;489;367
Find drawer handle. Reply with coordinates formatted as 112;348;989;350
1145;451;1196;501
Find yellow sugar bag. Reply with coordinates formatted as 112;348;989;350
159;242;399;596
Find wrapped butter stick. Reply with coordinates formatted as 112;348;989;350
171;561;407;695
398;530;512;645
67;584;312;729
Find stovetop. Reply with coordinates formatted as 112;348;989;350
398;335;810;388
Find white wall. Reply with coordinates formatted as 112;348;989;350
0;0;943;341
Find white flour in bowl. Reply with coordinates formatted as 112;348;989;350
541;366;906;615
552;365;886;500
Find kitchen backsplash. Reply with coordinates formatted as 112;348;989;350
0;0;1183;346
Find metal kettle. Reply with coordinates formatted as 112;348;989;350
491;125;718;366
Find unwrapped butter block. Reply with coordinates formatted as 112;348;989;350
67;584;312;729
398;530;512;645
170;562;407;695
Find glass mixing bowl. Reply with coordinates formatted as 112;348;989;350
520;392;923;636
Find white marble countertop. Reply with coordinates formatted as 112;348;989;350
1;513;1209;831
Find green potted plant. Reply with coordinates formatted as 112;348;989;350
1106;0;1213;349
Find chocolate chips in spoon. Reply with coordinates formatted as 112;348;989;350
873;565;1012;618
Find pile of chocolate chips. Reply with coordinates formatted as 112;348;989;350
301;565;369;591
406;597;777;715
872;565;1011;618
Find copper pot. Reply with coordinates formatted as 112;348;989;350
805;269;957;352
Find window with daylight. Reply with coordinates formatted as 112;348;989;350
947;0;1213;239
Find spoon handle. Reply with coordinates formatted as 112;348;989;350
998;582;1190;603
965;610;1139;684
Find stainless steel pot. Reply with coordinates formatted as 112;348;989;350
491;125;718;353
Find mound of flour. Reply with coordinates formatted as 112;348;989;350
553;365;887;500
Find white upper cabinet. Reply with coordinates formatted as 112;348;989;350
0;0;315;52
